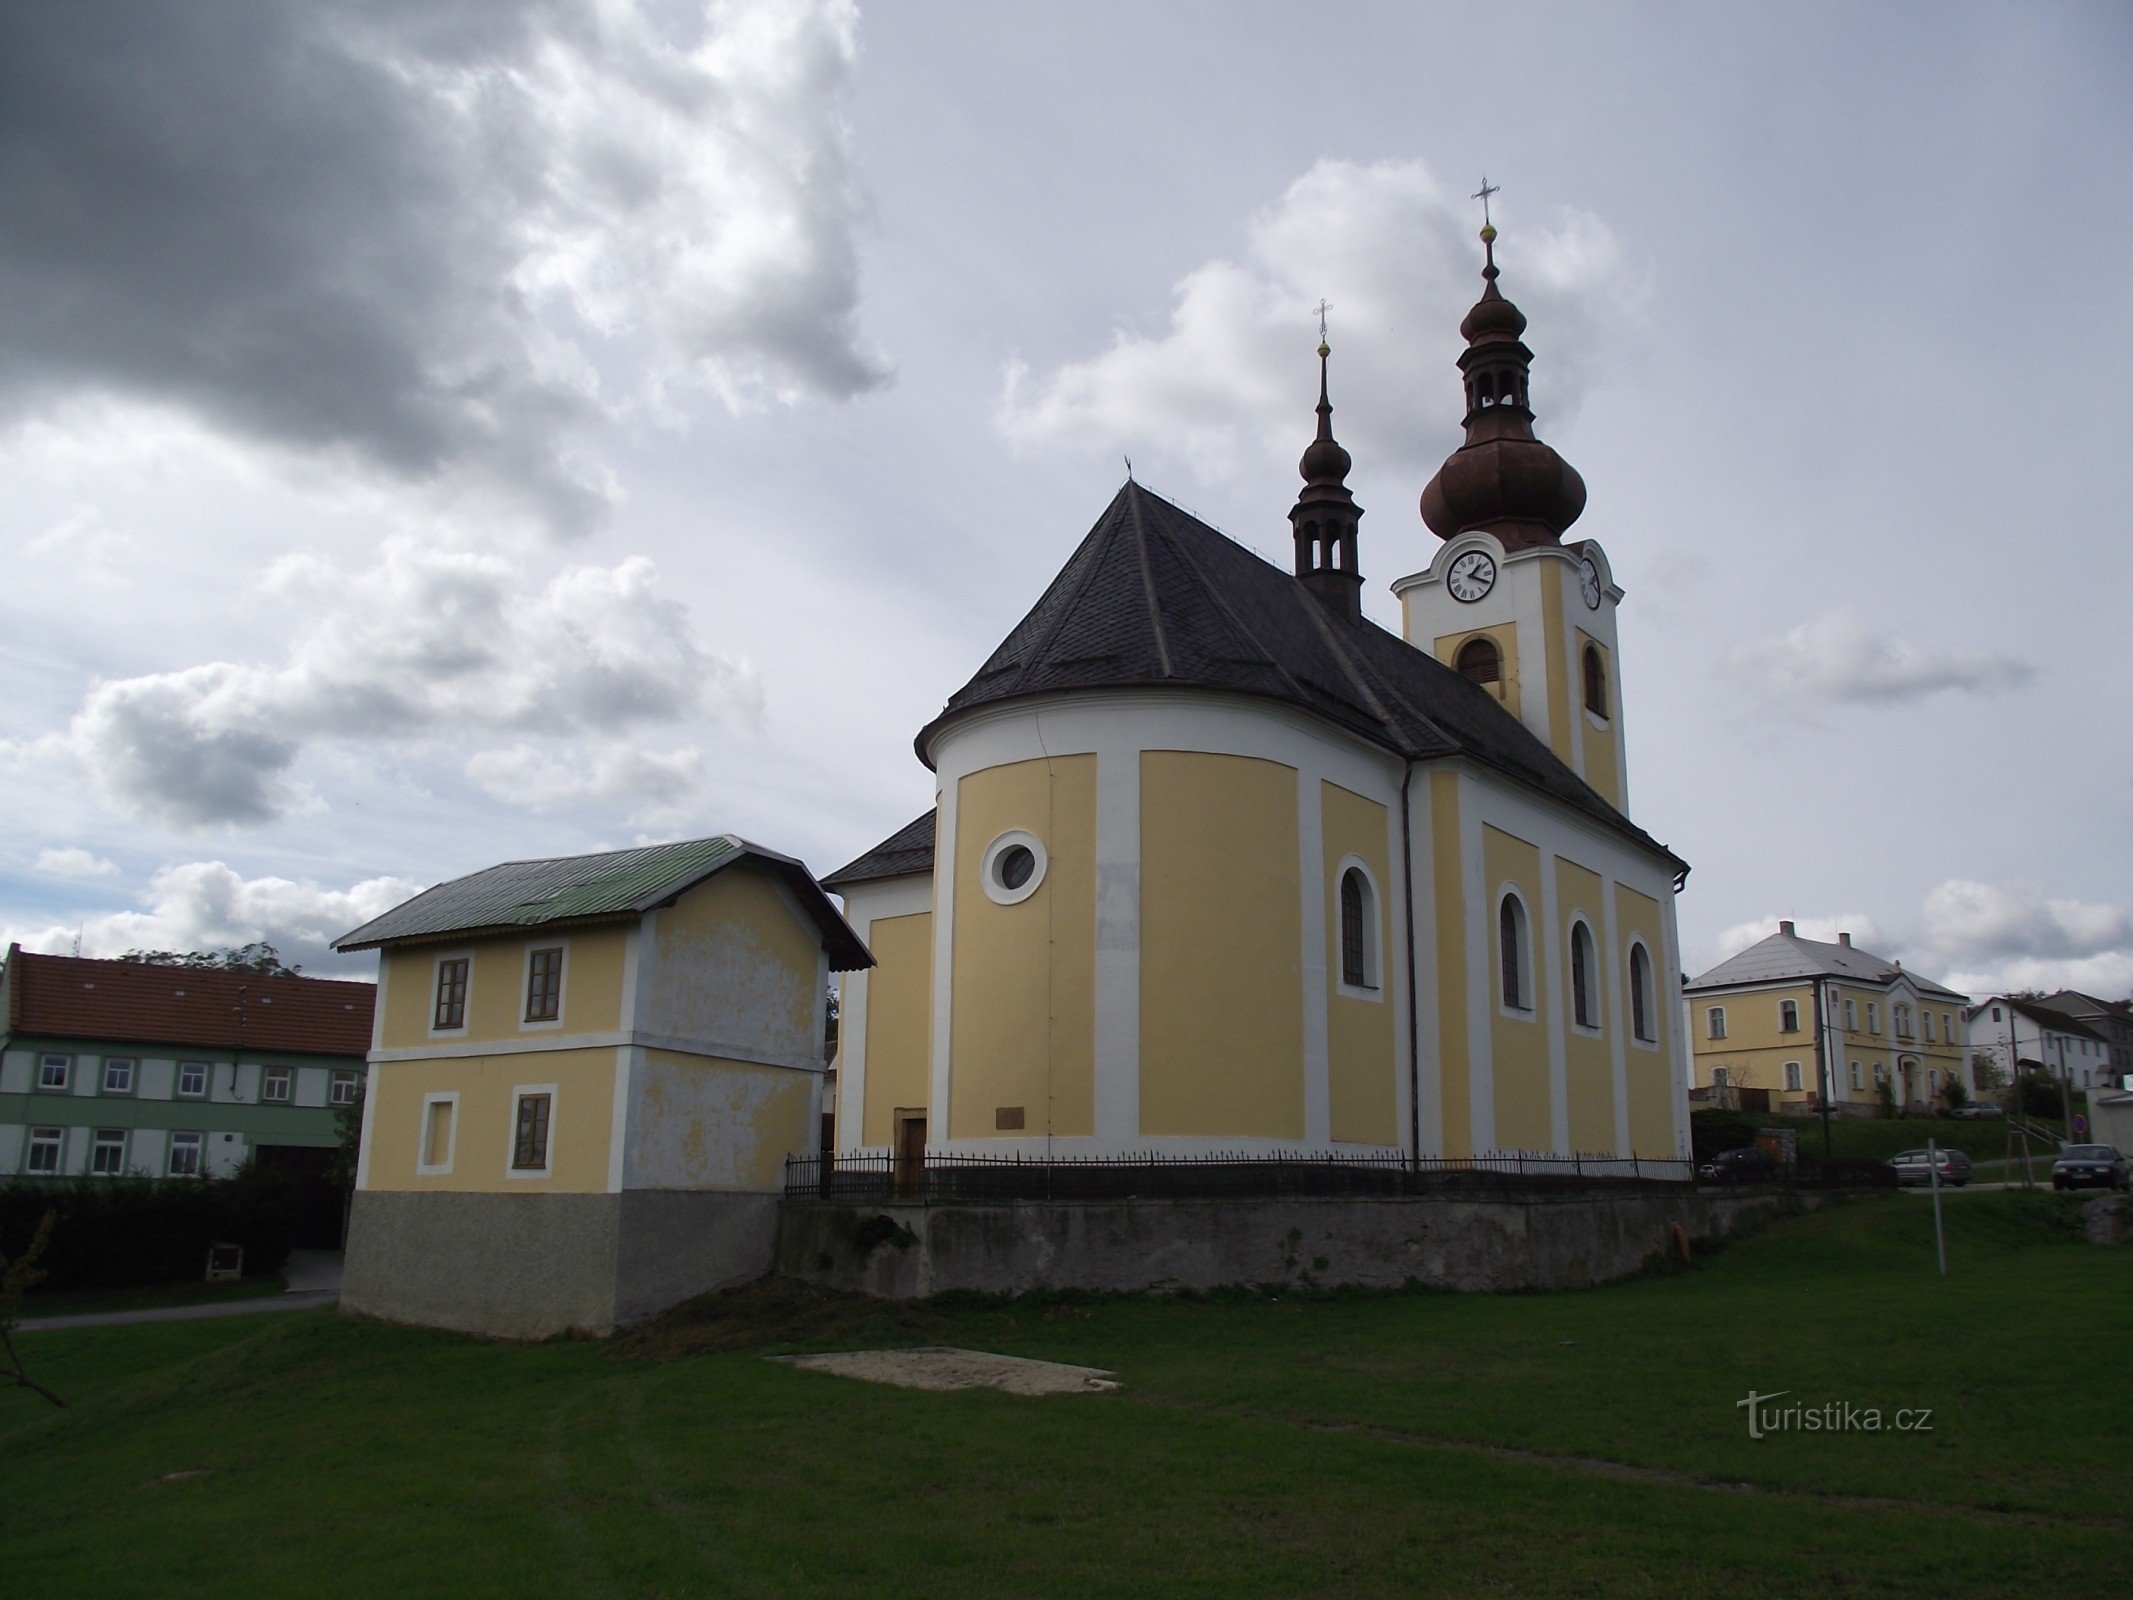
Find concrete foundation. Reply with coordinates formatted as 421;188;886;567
776;1188;1806;1299
343;1188;780;1338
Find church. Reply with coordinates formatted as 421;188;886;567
826;221;1692;1170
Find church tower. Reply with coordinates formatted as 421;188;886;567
1391;216;1632;812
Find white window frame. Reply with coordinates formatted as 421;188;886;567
417;1092;459;1176
1867;1002;1880;1035
89;1127;127;1177
979;829;1048;907
1844;998;1858;1030
1849;1061;1863;1091
428;950;475;1037
167;1130;205;1178
100;1057;137;1096
1783;1060;1803;1092
1778;998;1799;1033
1706;1006;1727;1041
260;1064;294;1104
1496;888;1534;1019
1332;856;1383;1001
1627;940;1658;1049
23;1126;63;1175
519;940;569;1031
177;1060;209;1098
37;1054;70;1092
1567;916;1602;1034
506;1084;558;1179
329;1068;360;1106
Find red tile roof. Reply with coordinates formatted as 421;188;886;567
5;948;374;1057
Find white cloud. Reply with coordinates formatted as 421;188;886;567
467;741;708;826
1724;609;2035;706
1;861;423;975
1919;879;2133;966
997;158;1636;482
1715;912;1882;959
33;847;119;879
0;0;888;538
32;540;758;828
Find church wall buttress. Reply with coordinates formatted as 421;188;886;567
1322;780;1397;1146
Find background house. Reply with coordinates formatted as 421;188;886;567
0;945;374;1243
2032;991;2133;1082
1968;995;2114;1099
1686;924;1969;1115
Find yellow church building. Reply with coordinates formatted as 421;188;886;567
828;224;1693;1172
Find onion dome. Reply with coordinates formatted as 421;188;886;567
1291;338;1364;623
1420;222;1586;551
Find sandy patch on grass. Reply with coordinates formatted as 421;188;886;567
772;1346;1119;1395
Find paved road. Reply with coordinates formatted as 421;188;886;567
15;1249;344;1335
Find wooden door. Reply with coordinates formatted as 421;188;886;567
894;1113;926;1199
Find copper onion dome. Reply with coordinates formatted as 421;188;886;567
1420;222;1586;551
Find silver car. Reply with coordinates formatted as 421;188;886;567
1888;1148;1973;1187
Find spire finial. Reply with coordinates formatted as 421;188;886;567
1472;176;1501;282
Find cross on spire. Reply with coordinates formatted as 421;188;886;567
1471;176;1500;226
1314;298;1331;347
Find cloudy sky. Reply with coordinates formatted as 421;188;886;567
3;1;2128;1002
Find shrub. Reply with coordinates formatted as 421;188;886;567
0;1163;298;1291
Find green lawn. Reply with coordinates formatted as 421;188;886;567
1749;1114;2065;1165
3;1192;2127;1598
19;1275;287;1320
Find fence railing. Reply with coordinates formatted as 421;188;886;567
784;1149;1710;1204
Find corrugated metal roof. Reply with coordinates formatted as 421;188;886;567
1686;931;1966;1000
335;835;873;970
3;949;374;1056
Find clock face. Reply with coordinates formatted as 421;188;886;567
1447;550;1496;603
1579;555;1602;611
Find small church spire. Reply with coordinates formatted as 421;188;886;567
1291;314;1364;623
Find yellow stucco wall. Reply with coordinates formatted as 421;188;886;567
1575;628;1621;810
1484;824;1550;1153
1140;751;1304;1139
1614;884;1678;1157
644;863;822;1060
861;911;934;1147
1556;858;1615;1156
1540;560;1572;765
1430;770;1471;1158
948;755;1096;1140
378;926;629;1050
1694;984;1967;1109
1433;622;1522;719
364;1046;618;1193
634;1049;815;1193
1322;780;1396;1145
1692;983;1819;1102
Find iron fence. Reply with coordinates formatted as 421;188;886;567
785;1149;1709;1204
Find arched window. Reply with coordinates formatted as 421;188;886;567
1570;920;1598;1029
1498;892;1530;1011
1478;372;1496;404
1456;636;1501;687
1582;644;1608;718
1338;867;1378;991
1630;943;1654;1042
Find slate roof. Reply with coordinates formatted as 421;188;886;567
334;835;872;970
911;482;1685;873
824;809;938;891
3;947;374;1056
1686;930;1967;1000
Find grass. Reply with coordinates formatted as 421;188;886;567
1748;1114;2065;1164
17;1276;288;1321
3;1192;2128;1598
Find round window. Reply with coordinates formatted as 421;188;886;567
979;830;1047;906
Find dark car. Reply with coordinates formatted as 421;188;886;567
1697;1145;1779;1184
2051;1145;2131;1192
1888;1148;1973;1187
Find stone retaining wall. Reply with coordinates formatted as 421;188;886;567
776;1187;1809;1300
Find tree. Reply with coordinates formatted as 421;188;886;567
1;1210;65;1409
328;1079;365;1192
1970;1050;2008;1094
118;941;303;977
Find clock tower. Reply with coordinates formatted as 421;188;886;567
1391;219;1632;813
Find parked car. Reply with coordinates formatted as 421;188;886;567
1697;1145;1780;1185
2051;1145;2131;1192
1887;1148;1973;1187
1950;1102;2003;1120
